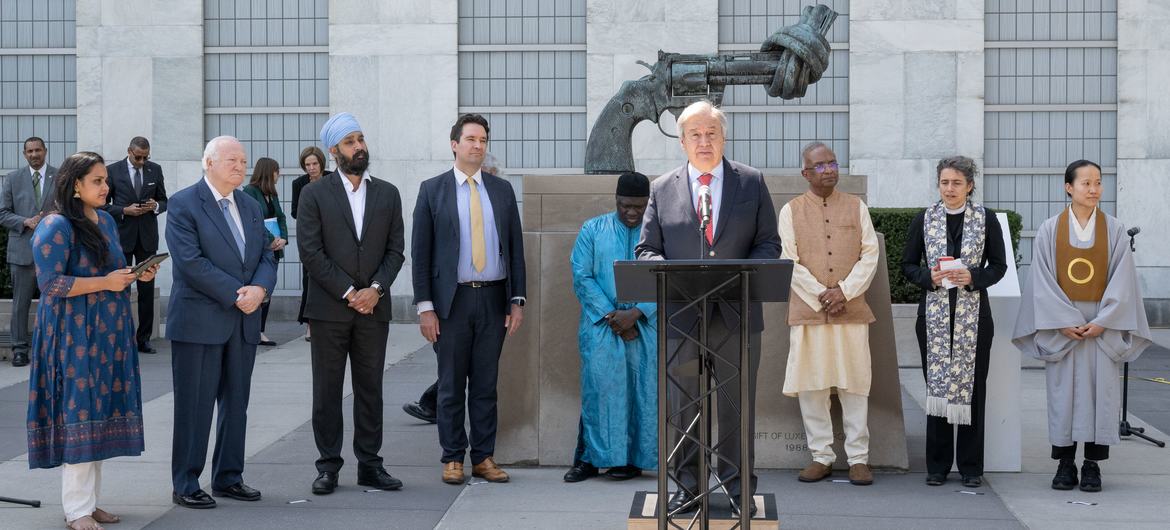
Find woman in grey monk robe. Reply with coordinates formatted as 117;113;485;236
1013;159;1152;492
902;156;1006;489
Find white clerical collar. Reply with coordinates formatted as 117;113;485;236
945;205;966;215
1069;206;1096;243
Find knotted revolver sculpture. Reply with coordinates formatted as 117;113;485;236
584;4;837;174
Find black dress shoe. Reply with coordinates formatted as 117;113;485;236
961;475;983;488
667;490;696;514
11;352;29;367
173;489;216;509
137;342;156;354
1079;460;1102;492
926;473;947;486
259;340;277;346
563;461;599;482
358;467;403;490
312;472;338;495
402;401;437;424
731;495;757;517
213;482;261;501
605;465;641;481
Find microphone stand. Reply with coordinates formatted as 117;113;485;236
1118;227;1164;447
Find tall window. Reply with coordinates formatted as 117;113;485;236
718;0;850;171
0;0;76;173
203;0;329;294
983;0;1118;270
457;0;587;172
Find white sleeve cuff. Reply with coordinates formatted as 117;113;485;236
342;286;355;300
417;301;435;314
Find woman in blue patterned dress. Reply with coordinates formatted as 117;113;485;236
26;151;160;530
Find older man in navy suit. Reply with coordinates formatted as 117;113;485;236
165;136;276;509
636;101;781;516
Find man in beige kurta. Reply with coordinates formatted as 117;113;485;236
779;142;879;485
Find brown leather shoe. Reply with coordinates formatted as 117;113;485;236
798;461;832;482
472;456;510;483
442;461;465;485
849;463;873;485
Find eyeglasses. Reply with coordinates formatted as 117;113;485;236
803;161;839;174
131;154;150;162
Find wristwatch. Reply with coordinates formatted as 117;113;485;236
371;282;385;298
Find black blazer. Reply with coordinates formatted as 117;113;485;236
296;172;406;323
411;169;526;320
290;171;332;220
635;158;781;335
105;158;168;253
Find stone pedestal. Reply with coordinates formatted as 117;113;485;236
497;174;908;470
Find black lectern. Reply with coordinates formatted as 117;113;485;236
615;259;792;530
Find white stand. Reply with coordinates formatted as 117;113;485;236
984;212;1022;472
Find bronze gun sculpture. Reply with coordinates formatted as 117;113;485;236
583;4;837;174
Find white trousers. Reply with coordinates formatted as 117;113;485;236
797;389;870;466
62;461;102;523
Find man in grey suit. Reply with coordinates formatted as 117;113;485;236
0;137;58;367
636;101;781;516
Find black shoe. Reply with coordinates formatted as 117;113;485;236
1079;460;1102;492
312;472;338;495
402;401;437;424
213;482;261;501
1052;458;1078;490
605;465;641;481
358;467;403;490
11;352;29;367
961;475;983;488
563;461;599;482
173;489;216;509
137;342;156;354
667;490;696;514
259;340;277;346
731;495;757;517
925;473;947;486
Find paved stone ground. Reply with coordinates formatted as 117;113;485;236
0;323;1166;529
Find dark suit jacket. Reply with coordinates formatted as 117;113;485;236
290;171;332;220
165;180;277;345
636;158;781;334
0;164;58;265
411;169;526;320
296;172;405;323
105;158;168;253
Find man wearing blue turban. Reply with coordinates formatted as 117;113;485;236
297;112;408;495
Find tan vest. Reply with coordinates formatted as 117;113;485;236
1055;207;1108;302
786;190;876;326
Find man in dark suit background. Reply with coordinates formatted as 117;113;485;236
298;112;406;495
105;136;168;353
412;114;525;486
636;100;781;516
0;137;57;367
165;136;276;509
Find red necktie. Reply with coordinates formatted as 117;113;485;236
697;173;714;245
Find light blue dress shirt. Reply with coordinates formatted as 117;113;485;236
454;167;505;282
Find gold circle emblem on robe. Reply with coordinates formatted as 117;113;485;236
1067;257;1095;285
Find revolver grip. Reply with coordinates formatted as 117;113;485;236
584;80;657;174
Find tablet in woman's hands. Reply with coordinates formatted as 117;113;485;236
132;253;169;276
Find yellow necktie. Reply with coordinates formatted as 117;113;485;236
469;177;486;272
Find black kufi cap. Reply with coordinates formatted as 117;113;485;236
616;172;650;197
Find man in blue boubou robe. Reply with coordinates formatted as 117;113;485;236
563;172;658;483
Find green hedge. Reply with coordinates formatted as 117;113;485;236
871;207;1022;304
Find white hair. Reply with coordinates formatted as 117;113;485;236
676;100;728;137
202;136;241;171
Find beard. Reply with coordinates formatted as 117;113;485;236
337;148;370;175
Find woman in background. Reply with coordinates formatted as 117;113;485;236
243;157;288;347
1014;160;1152;492
291;146;328;341
902;155;1006;488
26;151;159;530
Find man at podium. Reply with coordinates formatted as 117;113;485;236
636;101;781;515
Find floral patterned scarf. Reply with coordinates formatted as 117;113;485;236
924;200;986;425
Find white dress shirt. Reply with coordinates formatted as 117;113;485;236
204;176;244;237
687;162;725;236
338;171;373;300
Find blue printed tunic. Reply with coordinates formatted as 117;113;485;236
26;212;144;468
571;212;658;469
